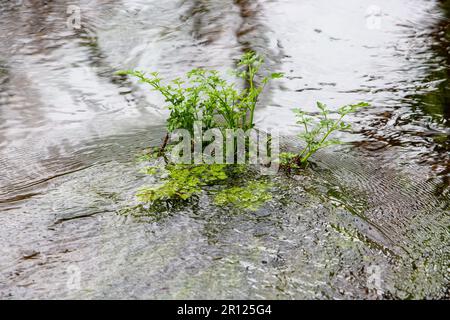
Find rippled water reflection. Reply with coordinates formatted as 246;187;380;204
0;0;448;299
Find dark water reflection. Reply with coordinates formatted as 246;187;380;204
0;0;449;299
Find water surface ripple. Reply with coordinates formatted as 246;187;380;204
0;0;449;299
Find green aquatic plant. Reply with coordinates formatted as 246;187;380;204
214;181;272;211
137;163;229;202
117;51;282;136
281;101;369;170
234;52;283;130
120;56;368;209
135;157;272;211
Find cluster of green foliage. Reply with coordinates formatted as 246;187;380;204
135;160;271;211
137;163;229;202
214;181;272;211
133;98;367;208
280;101;369;170
118;51;282;134
117;53;369;212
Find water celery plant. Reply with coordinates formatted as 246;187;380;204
135;160;271;211
117;51;282;136
214;181;272;211
137;163;229;202
117;55;368;209
281;101;369;170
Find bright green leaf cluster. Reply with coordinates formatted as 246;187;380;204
136;161;273;211
117;51;283;134
281;101;369;169
214;181;272;211
137;164;229;202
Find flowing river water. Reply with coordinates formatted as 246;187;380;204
0;0;449;299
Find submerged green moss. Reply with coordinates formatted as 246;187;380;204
134;159;272;212
137;164;229;202
214;181;272;211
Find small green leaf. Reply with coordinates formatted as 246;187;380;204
270;72;284;79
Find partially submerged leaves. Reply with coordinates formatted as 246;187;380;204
214;181;272;211
135;159;273;212
137;164;229;203
283;101;369;170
